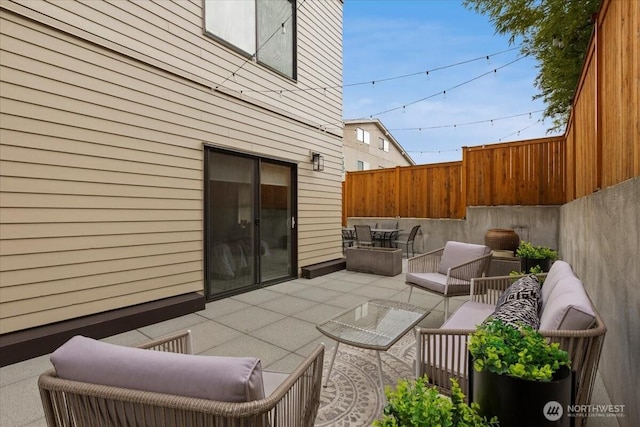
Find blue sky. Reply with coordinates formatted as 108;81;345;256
342;0;562;165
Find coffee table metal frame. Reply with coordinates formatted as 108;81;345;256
316;299;430;393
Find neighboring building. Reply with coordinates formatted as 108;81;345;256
342;119;415;177
0;0;344;364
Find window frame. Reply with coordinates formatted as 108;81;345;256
203;0;297;80
356;128;370;144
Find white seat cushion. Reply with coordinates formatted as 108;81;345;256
51;336;265;402
406;272;471;296
442;301;496;330
262;371;289;397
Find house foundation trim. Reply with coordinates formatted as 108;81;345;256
0;292;205;367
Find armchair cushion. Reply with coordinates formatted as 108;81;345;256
539;276;596;330
405;272;471;296
51;335;265;402
437;241;491;275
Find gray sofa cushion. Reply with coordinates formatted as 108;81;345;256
442;301;496;330
437;241;491;276
540;260;574;311
51;336;265;402
539;275;596;330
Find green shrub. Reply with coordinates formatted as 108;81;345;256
373;376;498;427
469;318;570;381
516;241;558;260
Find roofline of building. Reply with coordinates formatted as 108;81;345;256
343;118;416;165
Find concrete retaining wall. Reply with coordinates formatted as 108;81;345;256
349;205;560;255
559;177;639;426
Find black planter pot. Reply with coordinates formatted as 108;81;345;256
521;257;552;273
469;366;573;427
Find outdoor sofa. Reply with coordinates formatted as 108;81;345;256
38;330;324;427
414;260;606;426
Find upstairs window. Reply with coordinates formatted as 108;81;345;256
204;0;296;79
378;137;389;152
357;160;369;171
356;128;370;144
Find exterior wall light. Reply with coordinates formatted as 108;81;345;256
311;152;324;171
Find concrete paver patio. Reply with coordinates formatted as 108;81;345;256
0;264;618;426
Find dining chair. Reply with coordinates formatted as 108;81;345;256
392;224;421;257
342;229;356;253
354;224;375;247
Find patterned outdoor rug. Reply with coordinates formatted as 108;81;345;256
315;333;416;426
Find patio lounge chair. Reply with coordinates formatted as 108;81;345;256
38;330;324;427
405;241;492;320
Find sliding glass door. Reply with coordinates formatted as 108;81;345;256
205;148;296;299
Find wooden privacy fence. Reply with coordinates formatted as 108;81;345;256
343;0;639;224
343;136;565;222
564;0;639;200
463;136;565;207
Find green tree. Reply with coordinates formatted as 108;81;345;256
463;0;602;131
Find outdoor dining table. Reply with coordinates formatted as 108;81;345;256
343;227;402;247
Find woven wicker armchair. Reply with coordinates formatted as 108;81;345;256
406;241;492;320
39;330;325;427
415;274;606;427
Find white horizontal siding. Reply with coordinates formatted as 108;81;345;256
0;1;344;334
2;0;342;128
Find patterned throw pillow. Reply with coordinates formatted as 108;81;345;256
489;275;542;329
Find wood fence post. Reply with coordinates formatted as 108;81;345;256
395;166;401;218
461;147;468;218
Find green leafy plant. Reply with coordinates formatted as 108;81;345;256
516;241;558;260
373;376;498;427
469;319;570;381
509;264;543;276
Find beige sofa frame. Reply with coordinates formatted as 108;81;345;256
415;274;606;427
39;330;325;427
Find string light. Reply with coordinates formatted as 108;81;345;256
234;46;521;95
498;120;543;142
362;56;526;118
